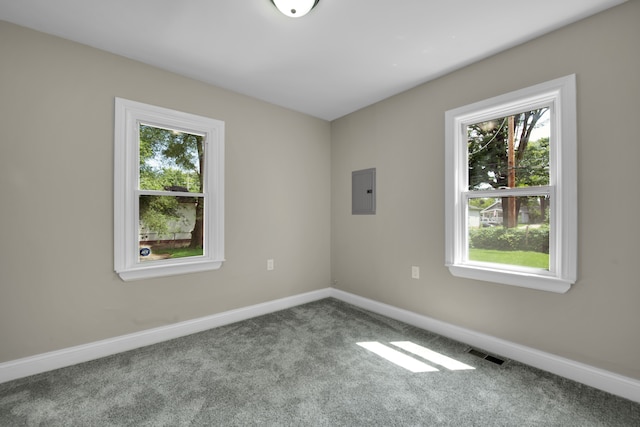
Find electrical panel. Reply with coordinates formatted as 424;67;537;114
352;168;376;215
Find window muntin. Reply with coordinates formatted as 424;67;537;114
115;98;224;281
445;75;577;293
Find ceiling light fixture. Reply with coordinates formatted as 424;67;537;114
270;0;319;18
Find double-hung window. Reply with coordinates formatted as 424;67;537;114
445;75;577;293
114;98;225;281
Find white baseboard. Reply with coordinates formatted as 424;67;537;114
331;289;640;403
0;288;331;384
1;287;638;403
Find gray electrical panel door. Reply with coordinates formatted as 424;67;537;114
352;168;376;215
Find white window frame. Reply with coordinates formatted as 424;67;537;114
445;75;577;293
114;98;225;281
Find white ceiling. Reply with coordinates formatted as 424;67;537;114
0;0;626;120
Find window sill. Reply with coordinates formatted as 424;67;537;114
447;264;572;293
116;259;224;281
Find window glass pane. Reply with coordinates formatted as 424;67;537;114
139;125;204;192
468;195;550;270
467;109;549;191
139;195;204;262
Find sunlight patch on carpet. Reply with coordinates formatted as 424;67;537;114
357;342;438;373
390;341;475;371
357;341;474;373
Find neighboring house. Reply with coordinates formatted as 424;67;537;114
481;200;504;225
480;199;534;225
139;201;196;246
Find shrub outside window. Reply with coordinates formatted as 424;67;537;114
445;75;577;293
114;98;225;281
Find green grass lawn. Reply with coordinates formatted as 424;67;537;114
155;247;203;259
469;248;549;269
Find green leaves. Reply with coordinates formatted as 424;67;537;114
516;137;549;187
139;195;180;234
469;225;550;254
139;125;202;191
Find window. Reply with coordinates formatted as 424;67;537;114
445;75;577;293
114;98;224;281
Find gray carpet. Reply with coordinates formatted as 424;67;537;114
1;298;639;426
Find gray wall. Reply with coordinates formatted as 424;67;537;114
331;1;640;380
0;21;331;362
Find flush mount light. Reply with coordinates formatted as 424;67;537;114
270;0;319;18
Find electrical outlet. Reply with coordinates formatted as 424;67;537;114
267;259;274;271
411;266;420;279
